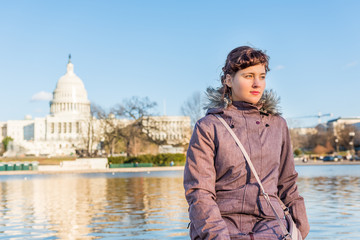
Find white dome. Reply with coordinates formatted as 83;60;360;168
50;58;90;117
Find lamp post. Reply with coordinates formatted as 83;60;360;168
335;138;339;153
349;131;355;156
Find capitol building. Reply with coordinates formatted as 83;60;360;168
0;58;191;157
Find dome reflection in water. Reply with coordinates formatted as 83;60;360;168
0;171;189;239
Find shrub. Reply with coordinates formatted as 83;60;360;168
107;153;186;166
108;156;127;164
293;148;302;156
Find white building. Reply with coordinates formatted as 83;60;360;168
143;116;191;145
2;58;190;157
290;127;318;136
327;117;360;128
327;117;360;137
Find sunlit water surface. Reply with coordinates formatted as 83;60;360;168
0;165;359;239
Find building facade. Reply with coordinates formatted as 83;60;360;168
327;117;360;133
1;58;190;157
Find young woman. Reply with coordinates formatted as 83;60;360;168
184;46;310;239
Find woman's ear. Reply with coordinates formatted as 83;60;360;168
225;74;232;88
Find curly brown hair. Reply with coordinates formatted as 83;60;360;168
219;46;270;106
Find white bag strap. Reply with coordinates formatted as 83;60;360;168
214;114;291;239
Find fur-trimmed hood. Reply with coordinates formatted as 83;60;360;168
204;88;281;116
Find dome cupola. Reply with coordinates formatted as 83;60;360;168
50;55;90;117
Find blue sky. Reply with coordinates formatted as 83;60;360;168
1;0;359;127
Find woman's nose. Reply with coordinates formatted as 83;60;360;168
252;77;260;87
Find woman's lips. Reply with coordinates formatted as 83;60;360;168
250;91;260;95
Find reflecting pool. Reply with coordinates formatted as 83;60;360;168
296;165;360;240
0;165;359;239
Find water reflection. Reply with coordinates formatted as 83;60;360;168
296;165;360;240
0;166;359;239
0;172;189;239
92;177;189;239
0;176;109;239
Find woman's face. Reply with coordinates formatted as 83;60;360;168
225;64;266;104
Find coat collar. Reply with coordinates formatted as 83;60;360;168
204;89;281;116
206;101;269;116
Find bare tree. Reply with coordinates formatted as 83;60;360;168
307;131;328;150
91;105;125;156
289;129;306;152
83;103;102;156
181;91;205;128
289;125;334;154
114;96;157;120
290;123;360;154
112;96;163;156
82;97;176;157
335;124;358;151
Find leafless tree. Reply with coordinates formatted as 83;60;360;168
181;91;205;128
335;124;358;151
290;123;360;154
289;126;333;153
289;129;306;151
112;96;164;156
84;104;102;156
77;104;100;157
114;96;157;120
90;104;124;156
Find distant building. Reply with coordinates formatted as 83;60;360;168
1;58;190;157
292;117;360;136
290;127;317;135
144;116;191;145
327;117;360;126
327;117;360;136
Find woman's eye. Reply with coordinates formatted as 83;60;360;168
260;75;266;80
244;74;253;79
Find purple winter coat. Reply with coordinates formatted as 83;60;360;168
184;100;310;239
